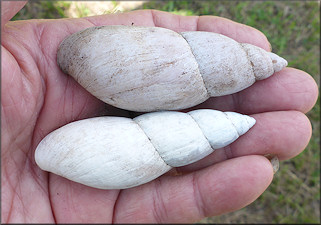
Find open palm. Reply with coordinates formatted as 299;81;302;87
1;2;318;223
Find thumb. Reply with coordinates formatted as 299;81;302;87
1;1;27;29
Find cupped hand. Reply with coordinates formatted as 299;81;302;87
1;2;318;223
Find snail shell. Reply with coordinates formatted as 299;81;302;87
35;109;256;189
57;25;287;112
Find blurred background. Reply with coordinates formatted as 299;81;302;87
12;1;320;223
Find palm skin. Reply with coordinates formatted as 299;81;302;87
1;2;318;223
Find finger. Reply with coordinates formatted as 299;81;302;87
85;9;270;50
177;110;312;173
113;155;274;223
49;174;119;223
1;1;27;29
185;67;319;114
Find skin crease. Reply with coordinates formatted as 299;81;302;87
1;1;319;223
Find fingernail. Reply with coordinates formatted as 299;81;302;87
264;154;279;174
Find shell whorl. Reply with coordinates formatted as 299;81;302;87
57;25;287;112
35;109;255;189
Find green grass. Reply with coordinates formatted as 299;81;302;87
11;1;320;223
12;1;70;20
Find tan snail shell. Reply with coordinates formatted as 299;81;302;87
57;25;287;112
35;109;255;189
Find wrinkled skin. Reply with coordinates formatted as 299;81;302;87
1;1;318;223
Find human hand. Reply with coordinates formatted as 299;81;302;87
1;1;318;223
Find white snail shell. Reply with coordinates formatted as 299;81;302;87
35;109;256;189
57;25;287;112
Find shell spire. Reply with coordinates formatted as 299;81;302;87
240;43;288;80
187;109;255;149
268;52;288;73
180;32;288;96
35;109;255;189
